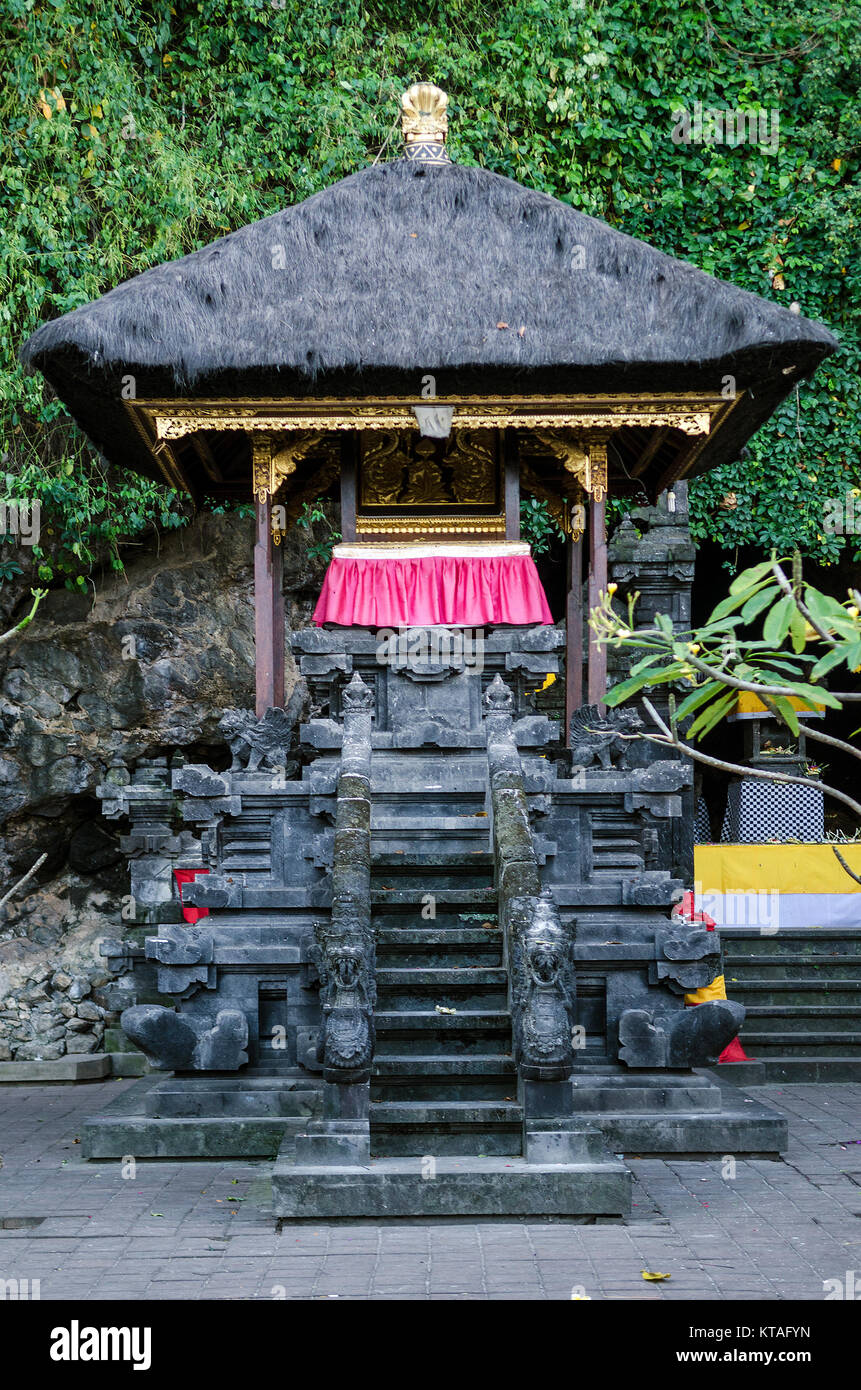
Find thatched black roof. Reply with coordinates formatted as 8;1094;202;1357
21;158;837;496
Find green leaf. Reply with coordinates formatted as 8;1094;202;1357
810;646;849;679
768;696;801;736
740;584;780;623
762;594;795;647
729;560;774;594
686;689;738;740
674;679;724;721
789;606;809;654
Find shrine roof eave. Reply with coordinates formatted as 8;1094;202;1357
24;342;829;503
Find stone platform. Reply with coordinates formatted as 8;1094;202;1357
82;1071;322;1160
271;1150;632;1219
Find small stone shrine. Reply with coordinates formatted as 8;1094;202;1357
22;83;837;1216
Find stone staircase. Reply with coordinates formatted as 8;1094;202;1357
721;927;861;1082
371;852;522;1158
367;760;521;1157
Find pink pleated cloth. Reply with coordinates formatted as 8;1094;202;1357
312;543;553;628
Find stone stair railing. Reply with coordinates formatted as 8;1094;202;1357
313;671;376;1085
483;674;577;1086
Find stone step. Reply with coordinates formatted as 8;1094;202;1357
375;1013;512;1056
726;966;861;982
377;947;503;970
739;1031;861;1055
271;1151;632;1219
372;1074;515;1103
372;887;497;906
377;967;507;987
371;814;490;832
378;988;508;1012
743;1005;861;1025
724;953;861;969
371;1100;522;1124
731;983;861;1005
375;1009;510;1032
370;1100;523;1156
723;935;861;959
375;925;500;943
372;852;493;870
373;1055;516;1077
754;1057;861;1083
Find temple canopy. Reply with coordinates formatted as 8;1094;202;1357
21;106;836;504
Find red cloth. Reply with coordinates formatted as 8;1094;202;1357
312;552;553;628
673;891;715;930
173;868;209;923
674;892;751;1063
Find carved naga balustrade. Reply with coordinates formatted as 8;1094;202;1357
483;674;577;1082
312;672;376;1084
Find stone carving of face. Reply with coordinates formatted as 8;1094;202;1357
331;950;362;987
529;942;561;986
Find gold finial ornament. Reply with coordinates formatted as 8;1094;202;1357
400;82;450;164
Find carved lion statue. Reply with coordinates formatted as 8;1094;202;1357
568;703;643;771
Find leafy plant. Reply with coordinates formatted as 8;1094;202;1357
295;499;341;565
592;553;861;823
520;496;565;556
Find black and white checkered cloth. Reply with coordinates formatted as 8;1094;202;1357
721;776;824;843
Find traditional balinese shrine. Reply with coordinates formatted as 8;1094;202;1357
22;85;835;1216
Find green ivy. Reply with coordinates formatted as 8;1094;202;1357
2;0;858;583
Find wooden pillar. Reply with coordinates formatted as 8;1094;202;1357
565;531;583;744
254;496;285;717
340;433;358;542
504;428;520;541
586;495;607;709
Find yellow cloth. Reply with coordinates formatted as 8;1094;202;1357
685;974;728;1006
695;844;861;895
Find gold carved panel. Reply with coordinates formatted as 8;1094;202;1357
359;428;499;511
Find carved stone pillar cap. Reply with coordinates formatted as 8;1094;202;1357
483;672;515;713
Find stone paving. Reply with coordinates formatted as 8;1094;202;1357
0;1077;859;1300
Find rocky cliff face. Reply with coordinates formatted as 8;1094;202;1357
0;512;323;1060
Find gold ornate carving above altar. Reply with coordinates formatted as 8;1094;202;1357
360;428;499;509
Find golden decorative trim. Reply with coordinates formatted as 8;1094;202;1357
138;394;719;443
252;431;337;501
359;427;499;509
122;400;190;494
448;430;497;505
356;514;505;537
584;431;609;503
361;430;406;505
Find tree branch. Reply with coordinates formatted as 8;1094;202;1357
769;558;840;649
831;845;861;887
0;852;48;911
639;698;861;821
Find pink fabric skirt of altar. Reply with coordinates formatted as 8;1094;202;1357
312;552;553;628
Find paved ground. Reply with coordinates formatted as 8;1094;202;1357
0;1077;859;1300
